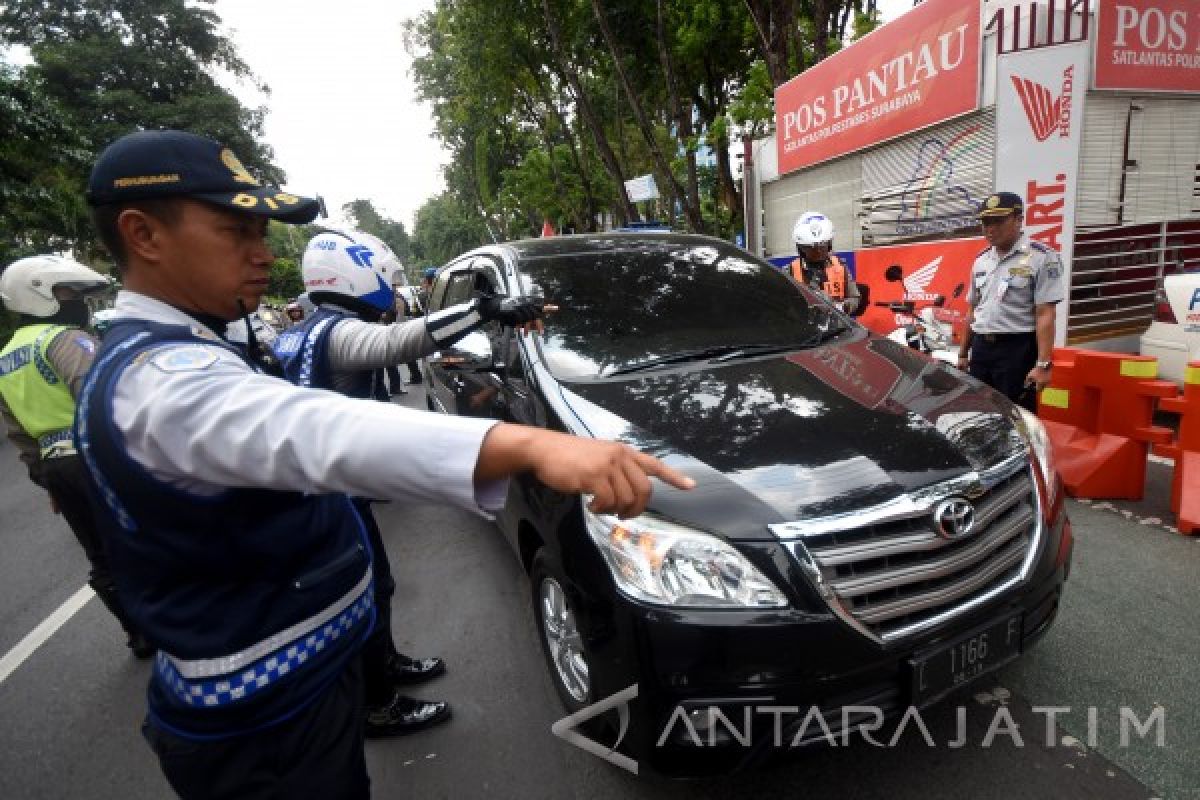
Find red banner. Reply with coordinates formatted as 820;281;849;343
853;238;985;336
774;0;981;175
1094;0;1200;92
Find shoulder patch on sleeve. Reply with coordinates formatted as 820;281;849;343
148;345;220;373
71;333;96;354
1029;241;1051;253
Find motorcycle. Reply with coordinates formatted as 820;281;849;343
880;296;962;365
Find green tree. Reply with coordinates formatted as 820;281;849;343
0;0;282;266
411;192;489;267
268;256;303;301
0;61;92;265
342;199;413;268
0;0;279;181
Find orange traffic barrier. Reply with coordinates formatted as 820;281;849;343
1037;349;1175;500
1153;361;1200;535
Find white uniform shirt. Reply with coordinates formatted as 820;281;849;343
107;290;507;511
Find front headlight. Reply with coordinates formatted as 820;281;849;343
583;509;788;609
1015;407;1058;507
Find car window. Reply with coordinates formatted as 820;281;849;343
515;240;842;380
429;270;453;311
443;271;475;307
474;257;506;295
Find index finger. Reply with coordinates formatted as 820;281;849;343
632;451;696;491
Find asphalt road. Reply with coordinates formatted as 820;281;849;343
0;389;1195;799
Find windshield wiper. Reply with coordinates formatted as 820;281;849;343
605;346;751;376
708;343;805;363
793;320;852;349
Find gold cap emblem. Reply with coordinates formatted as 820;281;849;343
221;148;259;186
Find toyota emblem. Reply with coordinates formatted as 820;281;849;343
933;498;975;539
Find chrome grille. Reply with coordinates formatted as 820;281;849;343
773;459;1042;644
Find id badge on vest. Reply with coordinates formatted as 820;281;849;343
996;277;1011;300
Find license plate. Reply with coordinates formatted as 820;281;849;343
909;614;1023;707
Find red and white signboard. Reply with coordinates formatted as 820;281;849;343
1094;0;1200;92
996;41;1089;346
774;0;981;175
853;238;984;336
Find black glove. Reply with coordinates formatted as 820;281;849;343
477;293;545;326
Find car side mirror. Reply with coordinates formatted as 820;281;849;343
428;330;497;372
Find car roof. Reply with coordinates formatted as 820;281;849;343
496;232;735;261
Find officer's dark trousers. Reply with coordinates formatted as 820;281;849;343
40;454;139;638
143;659;369;799
968;332;1038;411
354;498;399;705
384;365;403;394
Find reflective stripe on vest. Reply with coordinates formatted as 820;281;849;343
155;568;373;708
0;324;77;456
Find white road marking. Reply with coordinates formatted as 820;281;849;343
0;585;94;686
1148;454;1173;466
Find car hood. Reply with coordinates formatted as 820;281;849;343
554;333;1028;540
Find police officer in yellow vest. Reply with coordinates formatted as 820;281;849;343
0;255;151;657
790;210;861;315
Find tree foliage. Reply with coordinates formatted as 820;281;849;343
0;0;281;268
268;256;304;301
412;192;490;267
405;0;881;246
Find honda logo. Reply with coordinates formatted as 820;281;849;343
1011;66;1074;142
932;498;976;539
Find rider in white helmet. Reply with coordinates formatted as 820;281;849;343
0;255;151;657
790;211;861;315
272;228;544;738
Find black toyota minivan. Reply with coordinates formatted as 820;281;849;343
424;233;1072;775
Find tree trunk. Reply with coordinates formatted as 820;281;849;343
539;0;637;224
656;0;703;232
521;57;599;230
591;0;703;231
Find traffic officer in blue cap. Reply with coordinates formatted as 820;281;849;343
77;129;694;798
274;228;545;737
957;191;1065;409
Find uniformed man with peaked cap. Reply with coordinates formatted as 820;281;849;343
957;191;1065;409
76;129;694;799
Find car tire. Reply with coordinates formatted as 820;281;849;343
531;550;593;712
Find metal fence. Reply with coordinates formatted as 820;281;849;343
1067;219;1200;344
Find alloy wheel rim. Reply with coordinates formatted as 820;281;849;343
539;576;590;703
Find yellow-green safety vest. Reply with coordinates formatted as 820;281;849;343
0;324;78;457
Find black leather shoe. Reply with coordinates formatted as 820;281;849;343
364;692;451;738
127;632;155;660
386;652;446;685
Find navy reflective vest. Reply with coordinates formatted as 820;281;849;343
273;307;373;397
73;317;375;739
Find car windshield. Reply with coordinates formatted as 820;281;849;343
515;239;851;380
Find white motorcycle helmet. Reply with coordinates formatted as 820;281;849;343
0;254;109;317
792;211;835;249
301;230;399;316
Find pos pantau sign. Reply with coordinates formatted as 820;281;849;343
1093;0;1200;92
774;0;981;175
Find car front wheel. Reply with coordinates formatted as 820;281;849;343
531;551;592;711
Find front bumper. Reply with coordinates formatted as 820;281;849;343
575;511;1071;777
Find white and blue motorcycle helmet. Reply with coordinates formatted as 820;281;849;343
301;229;399;317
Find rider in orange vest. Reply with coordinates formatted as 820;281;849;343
790;211;861;314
